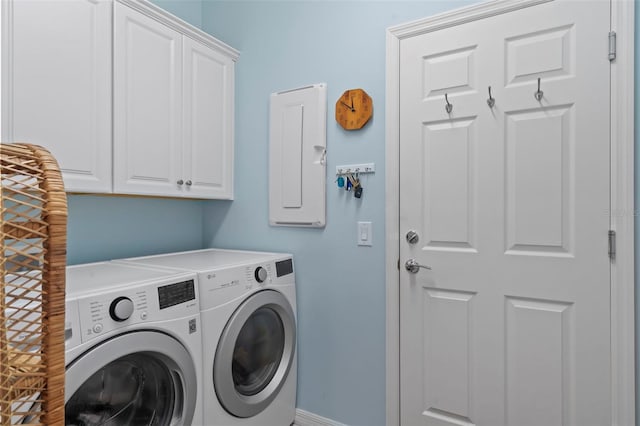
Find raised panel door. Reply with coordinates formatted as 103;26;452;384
113;2;183;196
182;36;234;199
3;0;112;193
399;1;611;425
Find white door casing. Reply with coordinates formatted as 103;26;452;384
386;1;635;425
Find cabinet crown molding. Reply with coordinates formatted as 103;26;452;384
116;0;240;61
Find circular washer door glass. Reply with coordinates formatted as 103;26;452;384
65;353;175;425
232;306;285;396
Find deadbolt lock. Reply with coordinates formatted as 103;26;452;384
406;230;419;244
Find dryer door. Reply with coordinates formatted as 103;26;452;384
214;289;296;418
66;331;197;426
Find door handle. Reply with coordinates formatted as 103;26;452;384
405;259;432;273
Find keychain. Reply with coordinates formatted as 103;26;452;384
353;174;363;198
336;168;369;198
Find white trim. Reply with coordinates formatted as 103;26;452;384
384;2;635;426
609;1;635;425
294;409;348;426
115;0;239;60
0;0;2;143
1;0;13;142
387;0;551;39
384;26;401;426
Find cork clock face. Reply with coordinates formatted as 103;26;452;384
335;88;372;130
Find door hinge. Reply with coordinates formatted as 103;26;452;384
608;31;617;61
608;230;616;260
397;258;400;270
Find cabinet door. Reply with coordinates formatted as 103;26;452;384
3;0;112;193
183;36;234;199
113;2;183;196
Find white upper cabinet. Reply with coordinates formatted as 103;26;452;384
3;0;238;199
114;1;237;199
2;0;113;193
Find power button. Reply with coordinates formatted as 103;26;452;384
93;323;103;334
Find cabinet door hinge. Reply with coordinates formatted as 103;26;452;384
609;31;617;61
608;230;616;260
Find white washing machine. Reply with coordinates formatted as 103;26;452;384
116;249;297;426
65;261;204;426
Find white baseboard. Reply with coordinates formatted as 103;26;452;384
293;409;348;426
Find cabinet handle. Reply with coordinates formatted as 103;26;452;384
186;180;192;186
177;179;184;185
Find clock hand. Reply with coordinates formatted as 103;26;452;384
340;101;355;112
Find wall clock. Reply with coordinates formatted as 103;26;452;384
335;88;372;130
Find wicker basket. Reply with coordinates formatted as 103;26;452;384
0;144;67;425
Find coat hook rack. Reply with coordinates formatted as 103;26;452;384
445;93;453;113
335;163;375;176
534;77;544;101
487;86;495;108
335;163;375;199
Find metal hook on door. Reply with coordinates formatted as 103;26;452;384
445;93;453;114
487;86;495;108
534;78;544;101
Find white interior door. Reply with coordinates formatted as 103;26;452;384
399;1;611;425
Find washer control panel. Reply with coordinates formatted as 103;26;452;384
76;274;198;343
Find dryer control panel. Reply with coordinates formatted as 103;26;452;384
75;273;199;343
198;256;294;309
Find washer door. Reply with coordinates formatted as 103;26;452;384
214;289;296;418
66;331;197;426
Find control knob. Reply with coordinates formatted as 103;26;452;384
254;266;268;283
109;297;134;322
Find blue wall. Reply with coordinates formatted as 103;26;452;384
200;2;474;425
150;0;202;28
67;195;205;264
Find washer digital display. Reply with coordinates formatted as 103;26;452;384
158;279;195;309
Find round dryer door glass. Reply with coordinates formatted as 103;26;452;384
66;353;175;425
214;289;296;418
232;306;285;395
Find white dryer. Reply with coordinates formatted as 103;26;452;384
65;262;204;426
117;249;297;426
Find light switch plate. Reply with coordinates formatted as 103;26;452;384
357;221;372;246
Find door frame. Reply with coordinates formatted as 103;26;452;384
384;1;635;425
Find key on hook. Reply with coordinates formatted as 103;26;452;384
534;78;544;101
487;86;495;108
445;93;453;113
